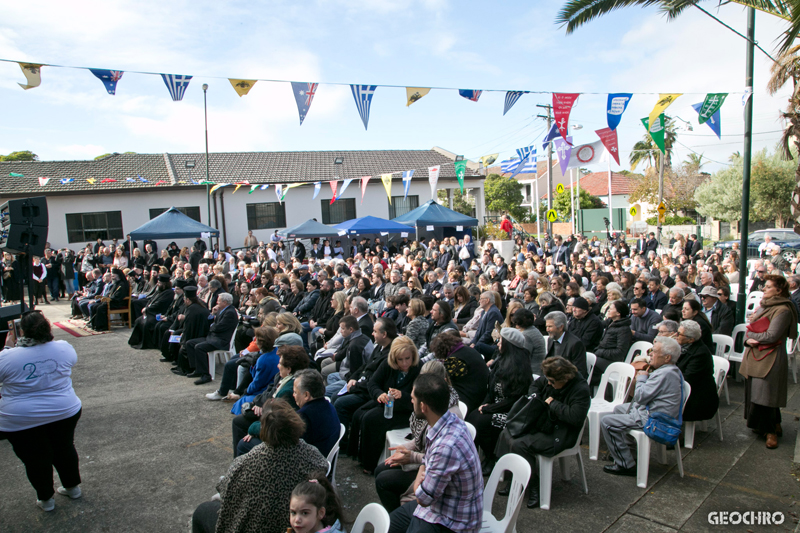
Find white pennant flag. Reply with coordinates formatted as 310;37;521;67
428;166;440;199
275;184;283;203
312;182;321;200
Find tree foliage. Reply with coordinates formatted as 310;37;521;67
552;188;604;221
0;151;38;161
437;188;475;217
628;161;707;215
484;173;527;220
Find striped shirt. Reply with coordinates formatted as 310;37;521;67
414;410;483;532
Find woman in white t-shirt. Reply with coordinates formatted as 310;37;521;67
0;311;83;512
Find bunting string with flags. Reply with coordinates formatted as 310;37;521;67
553;93;579;142
312;181;321;200
360;176;371;203
606;93;631;131
291;82;318;125
229;79;257;97
38;177;50;186
648;93;681;132
209;183;228;194
692;102;721;139
248;184;259;194
402;170;414;199
697;93;727;124
275;184;283;203
161;74;192;101
480;154;498;168
281;183;302;200
90;69;123;95
458;90;482;102
329;181;338;204
380;174;393;203
595;127;620;165
351;85;377;130
60;178;73;184
428;166;440;199
406;87;430;106
503;91;525;115
17;63;42;90
553;138;573;176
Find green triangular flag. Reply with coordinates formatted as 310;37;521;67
697;93;727;124
454;159;467;193
641;115;666;154
248;185;258;194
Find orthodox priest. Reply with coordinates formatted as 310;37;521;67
128;274;174;349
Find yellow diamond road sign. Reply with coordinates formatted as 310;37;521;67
657;202;667;215
546;209;557;222
556;183;564;194
629;206;637;217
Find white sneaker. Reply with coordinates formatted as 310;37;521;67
36;498;55;511
57;486;82;499
205;390;225;401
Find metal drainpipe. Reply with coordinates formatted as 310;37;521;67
219;190;228;249
212;192;220;249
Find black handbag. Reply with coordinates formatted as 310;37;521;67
504;392;551;439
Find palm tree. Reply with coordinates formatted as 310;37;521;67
685;153;705;169
768;44;800;233
556;1;794;51
629;117;676;170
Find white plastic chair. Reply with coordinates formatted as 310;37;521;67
326;424;346;487
481;453;531;533
208;335;236;381
625;341;653;364
627;381;691;488
728;324;748;390
588;362;636;460
351;503;391;533
684;357;729;448
458;400;468;419
729;283;739;301
465;421;477;441
536;420;588;510
786;335;799;384
380;427;411;464
712;334;734;405
585;352;596;385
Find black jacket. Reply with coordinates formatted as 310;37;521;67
349;343;391;395
594;317;633;364
177;301;211;343
546;330;588;380
366;359;421;415
145;289;174;318
454;298;479;325
310;290;334;324
709;303;734;336
645;290;668;311
567;313;604;353
677;341;719;421
445;345;490;413
334;332;372;379
283;291;304;312
207;305;239;349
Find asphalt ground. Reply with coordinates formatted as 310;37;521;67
1;300;798;532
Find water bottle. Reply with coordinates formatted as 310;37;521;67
384;391;394;419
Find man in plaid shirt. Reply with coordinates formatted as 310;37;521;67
388;374;483;533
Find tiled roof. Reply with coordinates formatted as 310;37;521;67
0;149;479;196
565;171;633;196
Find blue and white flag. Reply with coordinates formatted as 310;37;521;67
126;177;135;182
350;85;377;130
458;89;482;102
503;91;525;115
509;146;537;179
60;178;74;184
541;123;560;150
312;181;321;200
275;184;283;203
691;102;721;139
161;74;192;101
260;184;270;190
500;159;521;173
606;93;632;131
339;178;354;197
402;170;414;199
90;69;124;95
138;175;149;183
191;179;199;185
291;82;318;125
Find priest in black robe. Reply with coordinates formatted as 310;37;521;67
89;269;130;331
171;287;212;374
128;274;174;349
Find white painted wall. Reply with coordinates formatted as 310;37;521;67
31;178;484;251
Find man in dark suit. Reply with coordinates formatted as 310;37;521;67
186;292;239;385
350;296;374;339
689;234;703;258
698;286;734;336
470;291;504;360
646;279;668;311
662;287;685;318
552;235;570;269
544;310;588;379
459;234;476;270
789;276;800;318
636;234;647;255
494;255;509;282
645;232;659;255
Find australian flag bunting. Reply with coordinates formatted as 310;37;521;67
459;89;482;102
503;91;525;115
90;69;124;95
691;102;721;139
402;170;414;199
161;74;192;101
291;82;318;125
351;85;377;130
541;123;560;150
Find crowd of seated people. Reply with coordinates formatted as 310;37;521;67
73;230;769;531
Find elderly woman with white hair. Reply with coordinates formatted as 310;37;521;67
675;320;719;422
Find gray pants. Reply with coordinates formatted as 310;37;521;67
600;404;643;470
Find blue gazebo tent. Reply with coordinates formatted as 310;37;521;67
129;207;219;239
278;219;340;239
391;200;478;228
334;216;416;235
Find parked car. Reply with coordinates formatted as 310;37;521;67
715;229;800;261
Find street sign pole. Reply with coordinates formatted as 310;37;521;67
657;150;665;245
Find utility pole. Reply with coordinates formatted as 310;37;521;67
536;103;554;234
736;7;755;324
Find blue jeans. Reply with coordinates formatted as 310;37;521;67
301;322;312;352
326;372;347;399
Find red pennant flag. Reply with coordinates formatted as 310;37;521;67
595;127;620;165
553;93;579;144
101;178;117;183
360;176;371;204
329;180;338;205
155;180;166;186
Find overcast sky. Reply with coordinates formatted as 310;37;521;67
0;1;791;175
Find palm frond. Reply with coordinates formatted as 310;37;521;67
777;0;800;52
724;0;792;20
556;0;664;33
767;44;800;94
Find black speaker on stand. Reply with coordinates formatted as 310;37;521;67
0;196;49;310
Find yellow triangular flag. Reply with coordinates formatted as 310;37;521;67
229;79;257;97
380;173;393;204
648;93;681;132
406;87;431;106
480;154;499;167
87;178;96;184
233;184;243;194
281;183;303;200
210;183;229;194
18;63;42;90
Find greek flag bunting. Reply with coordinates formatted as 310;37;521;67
500;159;521;173
90;69;124;95
60;178;74;184
161;74;193;101
503;91;525;115
402;170;414;199
508;146;536;179
350;85;377;130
